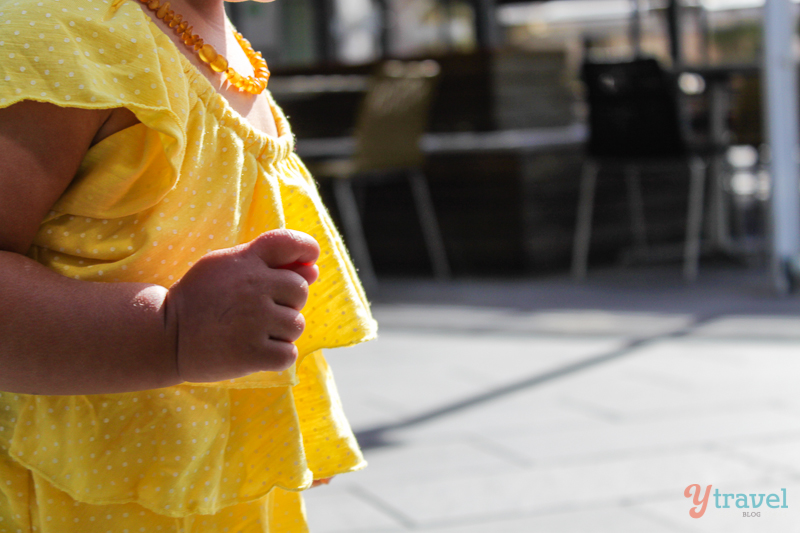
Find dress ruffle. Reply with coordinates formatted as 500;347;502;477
0;0;375;525
7;352;365;518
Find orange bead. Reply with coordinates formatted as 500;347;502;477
164;12;174;23
168;13;180;26
228;72;243;86
193;38;204;51
197;43;217;63
156;1;170;19
209;54;228;73
147;0;159;10
177;20;188;32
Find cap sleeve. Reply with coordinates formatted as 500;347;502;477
0;0;188;217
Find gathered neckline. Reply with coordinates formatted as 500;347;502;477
144;16;295;164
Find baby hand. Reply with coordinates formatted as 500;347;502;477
165;229;320;384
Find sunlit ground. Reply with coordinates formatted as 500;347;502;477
305;265;800;532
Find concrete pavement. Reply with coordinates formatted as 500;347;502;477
304;267;800;532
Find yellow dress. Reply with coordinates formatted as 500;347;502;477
0;0;378;530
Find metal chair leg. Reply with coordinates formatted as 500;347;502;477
333;179;379;292
684;156;707;281
624;163;648;253
408;170;451;280
572;159;599;280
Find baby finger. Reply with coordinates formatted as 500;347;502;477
267;305;306;343
269;269;309;311
251;338;298;372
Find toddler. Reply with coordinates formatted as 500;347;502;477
0;0;377;530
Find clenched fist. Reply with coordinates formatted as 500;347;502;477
165;229;320;384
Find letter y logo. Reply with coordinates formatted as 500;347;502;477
684;484;712;518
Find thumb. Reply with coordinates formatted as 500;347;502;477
245;229;320;271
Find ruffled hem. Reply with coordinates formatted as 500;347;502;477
0;0;375;520
6;352;366;519
1;451;313;532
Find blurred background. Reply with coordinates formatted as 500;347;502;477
226;0;787;282
227;0;800;531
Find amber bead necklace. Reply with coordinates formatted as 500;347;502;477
137;0;270;94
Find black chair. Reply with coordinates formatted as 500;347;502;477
572;58;707;281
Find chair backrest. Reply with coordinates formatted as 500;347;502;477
582;58;685;158
354;60;440;172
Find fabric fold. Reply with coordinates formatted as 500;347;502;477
0;0;376;527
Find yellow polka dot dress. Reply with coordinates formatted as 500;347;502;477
0;0;378;531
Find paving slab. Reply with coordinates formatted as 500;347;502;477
726;435;800;477
545;339;800;421
340;449;765;526
373;305;694;338
412;507;684;533
328;331;625;421
304;487;406;533
393;389;611;444
348;440;523;486
692;315;800;339
480;409;800;465
308;270;800;532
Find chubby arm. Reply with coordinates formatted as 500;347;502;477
0;101;318;395
0;101;171;395
0;253;178;394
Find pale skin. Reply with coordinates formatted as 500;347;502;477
0;0;332;484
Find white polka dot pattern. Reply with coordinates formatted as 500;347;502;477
9;387;316;516
0;447;312;532
0;0;375;529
